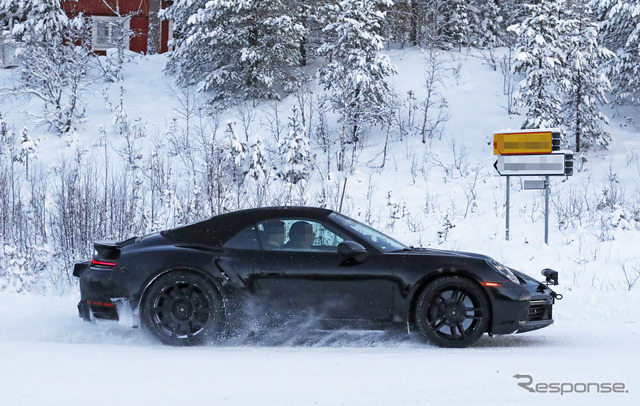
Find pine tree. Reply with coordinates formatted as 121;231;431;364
594;0;640;104
441;0;477;48
509;0;572;129
1;0;69;44
287;0;325;67
563;1;613;151
246;133;269;205
165;0;306;100
17;127;37;176
419;0;480;48
318;0;396;170
278;105;314;186
247;133;267;183
225;120;248;209
477;0;504;48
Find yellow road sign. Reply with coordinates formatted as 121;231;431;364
493;131;553;155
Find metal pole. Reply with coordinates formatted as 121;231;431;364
506;176;510;241
338;177;348;213
544;176;550;245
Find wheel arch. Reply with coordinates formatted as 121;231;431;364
135;265;229;326
407;270;494;332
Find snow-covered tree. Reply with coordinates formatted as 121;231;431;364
594;0;640;104
247;133;267;183
2;1;91;134
441;0;477;48
96;0;135;83
509;0;572;129
278;106;314;186
224;120;248;208
165;0;306;100
498;0;528;37
2;0;69;44
477;0;504;48
563;1;613;151
415;0;479;48
318;0;397;170
246;133;269;205
290;0;326;66
16;127;37;176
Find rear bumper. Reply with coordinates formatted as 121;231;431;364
75;261;130;322
77;300;119;321
78;301;91;321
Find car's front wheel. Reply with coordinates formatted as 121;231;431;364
415;276;489;348
140;271;224;346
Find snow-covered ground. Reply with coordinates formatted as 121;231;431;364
2;46;640;404
0;292;638;405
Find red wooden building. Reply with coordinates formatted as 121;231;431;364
61;0;173;54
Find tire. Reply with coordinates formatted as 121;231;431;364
140;271;225;346
415;276;489;348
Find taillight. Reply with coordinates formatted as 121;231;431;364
86;300;115;308
90;259;116;267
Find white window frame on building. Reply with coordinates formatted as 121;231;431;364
91;16;130;52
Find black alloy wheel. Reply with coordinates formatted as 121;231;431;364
140;271;224;346
415;276;489;348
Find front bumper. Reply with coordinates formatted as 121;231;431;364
487;278;557;335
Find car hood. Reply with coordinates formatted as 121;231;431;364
393;247;491;261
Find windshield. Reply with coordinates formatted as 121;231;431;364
332;213;408;253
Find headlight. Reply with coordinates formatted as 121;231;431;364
486;258;520;284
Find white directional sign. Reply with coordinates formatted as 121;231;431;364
494;153;566;176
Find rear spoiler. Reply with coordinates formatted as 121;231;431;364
94;237;137;259
73;237;136;278
94;241;121;259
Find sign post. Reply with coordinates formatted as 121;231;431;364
492;129;572;245
544;176;550;245
506;176;510;241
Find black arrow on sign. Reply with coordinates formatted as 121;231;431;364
493;160;501;175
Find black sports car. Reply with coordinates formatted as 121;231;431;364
74;206;561;347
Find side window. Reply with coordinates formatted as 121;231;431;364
223;226;260;250
257;219;345;252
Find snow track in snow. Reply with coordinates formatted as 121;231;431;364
0;293;637;405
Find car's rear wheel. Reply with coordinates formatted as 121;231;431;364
415;276;489;348
140;271;224;346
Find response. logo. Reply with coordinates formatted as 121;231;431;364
513;374;629;395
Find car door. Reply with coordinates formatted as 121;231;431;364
214;224;262;291
250;218;394;322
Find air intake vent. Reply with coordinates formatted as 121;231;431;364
528;300;552;321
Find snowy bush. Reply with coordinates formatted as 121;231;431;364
0;245;48;293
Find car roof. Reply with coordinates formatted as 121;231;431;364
162;206;335;246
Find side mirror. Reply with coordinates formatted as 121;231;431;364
338;241;369;263
541;268;559;286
